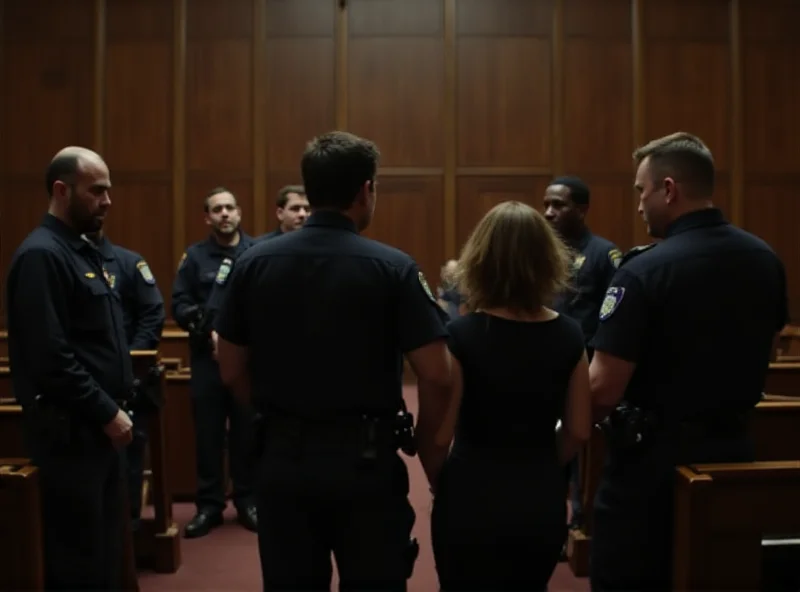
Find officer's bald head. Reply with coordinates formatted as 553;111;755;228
46;146;106;198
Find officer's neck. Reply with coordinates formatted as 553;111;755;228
213;229;241;247
47;204;78;233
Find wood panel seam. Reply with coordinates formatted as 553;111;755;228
335;0;348;129
253;0;268;235
93;0;106;154
551;0;564;176
172;0;187;265
729;0;744;226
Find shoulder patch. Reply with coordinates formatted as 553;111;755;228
215;258;233;286
418;271;436;304
177;252;187;270
608;248;623;269
136;260;156;285
599;286;625;321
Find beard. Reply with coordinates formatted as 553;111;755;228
67;193;104;234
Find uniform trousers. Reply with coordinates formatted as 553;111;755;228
190;355;255;513
255;422;415;591
32;428;124;590
590;430;753;591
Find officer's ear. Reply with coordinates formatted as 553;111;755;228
663;177;678;203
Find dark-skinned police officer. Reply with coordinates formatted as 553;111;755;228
213;131;454;591
544;175;621;534
172;187;258;537
86;229;166;533
6;146;134;590
587;132;788;591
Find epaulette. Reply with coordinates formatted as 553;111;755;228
620;243;656;267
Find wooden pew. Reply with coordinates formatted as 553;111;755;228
0;460;44;591
129;351;182;573
567;398;800;577
673;461;800;590
163;371;196;500
764;363;800;397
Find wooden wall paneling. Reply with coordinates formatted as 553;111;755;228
630;0;647;247
562;0;634;251
443;0;456;259
740;0;800;320
171;0;187;303
264;0;335;234
102;0;175;314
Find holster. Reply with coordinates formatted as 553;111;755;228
128;364;164;416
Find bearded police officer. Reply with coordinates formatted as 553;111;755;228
171;187;258;537
6;146;135;589
588;132;788;591
214;131;453;590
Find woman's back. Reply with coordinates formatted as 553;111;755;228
447;311;585;463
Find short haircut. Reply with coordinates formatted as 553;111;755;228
549;175;590;205
301;131;380;210
633;132;715;198
456;201;572;314
45;154;81;197
277;185;306;208
204;186;235;212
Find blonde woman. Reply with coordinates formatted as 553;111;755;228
430;201;592;591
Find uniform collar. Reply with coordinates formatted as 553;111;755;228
665;207;726;238
41;214;97;255
206;230;252;253
90;235;116;261
305;210;357;233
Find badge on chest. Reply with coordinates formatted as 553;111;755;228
216;258;233;285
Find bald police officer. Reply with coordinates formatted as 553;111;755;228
6;146;134;589
214;131;453;591
588;132;788;591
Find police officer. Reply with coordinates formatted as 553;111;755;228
5;146;135;589
544;175;621;533
86;229;166;532
213;131;454;590
260;184;310;240
587;132;788;591
172;187;258;537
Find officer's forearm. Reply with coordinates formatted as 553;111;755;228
129;313;165;351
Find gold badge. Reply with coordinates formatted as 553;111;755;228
177;252;187;270
102;268;113;287
573;254;586;271
136;260;156;285
418;271;436;303
608;248;623;268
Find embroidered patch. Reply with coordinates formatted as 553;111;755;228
418;271;436;304
136;260;156;285
216;258;233;286
573;254;586;271
608;249;623;269
177;252;187;270
599;286;625;321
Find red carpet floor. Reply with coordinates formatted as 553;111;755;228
139;387;590;591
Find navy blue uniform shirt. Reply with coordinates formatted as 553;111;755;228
5;214;134;425
171;232;256;336
95;238;165;350
591;207;788;419
552;231;621;346
214;210;448;417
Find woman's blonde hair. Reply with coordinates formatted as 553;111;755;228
456;200;573;314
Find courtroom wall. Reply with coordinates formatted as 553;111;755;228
1;0;799;326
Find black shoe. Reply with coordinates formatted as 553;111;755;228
237;505;258;532
183;509;223;539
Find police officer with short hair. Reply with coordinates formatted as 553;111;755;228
213;131;454;591
172;187;258;537
86;229;166;532
588;132;789;591
6;146;135;589
544;175;621;532
259;185;310;240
